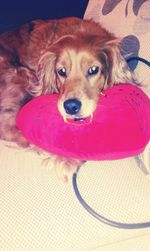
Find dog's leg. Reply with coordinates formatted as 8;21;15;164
0;66;37;147
0;108;29;147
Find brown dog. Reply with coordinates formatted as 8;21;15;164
0;17;134;180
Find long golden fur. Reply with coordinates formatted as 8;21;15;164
0;17;134;181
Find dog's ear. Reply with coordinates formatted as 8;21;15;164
37;51;59;94
100;41;135;88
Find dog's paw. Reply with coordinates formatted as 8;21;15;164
42;154;85;182
54;157;84;182
16;134;30;148
10;128;30;148
1;125;30;148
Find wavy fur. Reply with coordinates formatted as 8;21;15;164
0;17;135;180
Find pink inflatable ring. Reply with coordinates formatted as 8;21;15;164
16;84;150;160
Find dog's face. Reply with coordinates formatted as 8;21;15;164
37;34;134;121
56;48;105;120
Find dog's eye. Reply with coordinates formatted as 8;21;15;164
88;66;99;76
57;67;67;78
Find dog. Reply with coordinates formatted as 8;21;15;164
0;17;134;181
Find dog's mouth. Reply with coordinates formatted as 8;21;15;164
63;115;93;125
74;117;86;121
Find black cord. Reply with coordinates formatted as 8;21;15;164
126;56;150;67
72;171;150;229
73;57;150;229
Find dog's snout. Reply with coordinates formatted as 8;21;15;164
64;98;82;115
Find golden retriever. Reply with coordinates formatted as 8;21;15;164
0;17;134;181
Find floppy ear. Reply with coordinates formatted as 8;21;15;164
101;41;136;88
37;51;59;94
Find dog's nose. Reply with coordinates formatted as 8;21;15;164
64;98;82;115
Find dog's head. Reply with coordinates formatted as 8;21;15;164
37;33;134;121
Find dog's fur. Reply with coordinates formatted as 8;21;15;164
0;17;134;181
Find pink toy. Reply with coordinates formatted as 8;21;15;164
16;84;150;160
